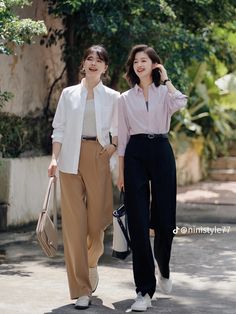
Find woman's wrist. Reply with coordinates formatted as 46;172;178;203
111;143;117;149
163;78;171;85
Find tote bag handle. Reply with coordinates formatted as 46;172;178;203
42;176;57;227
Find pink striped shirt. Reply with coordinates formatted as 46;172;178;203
118;83;188;156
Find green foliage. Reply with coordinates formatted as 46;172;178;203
44;0;236;90
1;0;235;160
0;112;52;157
172;60;236;159
41;0;236;163
0;0;47;55
0;90;13;109
0;0;47;109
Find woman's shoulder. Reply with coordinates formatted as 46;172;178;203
120;87;135;98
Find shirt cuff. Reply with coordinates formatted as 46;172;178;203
118;145;126;156
168;90;188;98
51;134;63;143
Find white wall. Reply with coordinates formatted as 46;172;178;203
0;156;60;226
0;146;203;227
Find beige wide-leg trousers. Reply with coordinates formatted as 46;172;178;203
59;140;113;299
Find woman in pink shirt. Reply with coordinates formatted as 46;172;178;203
117;44;187;312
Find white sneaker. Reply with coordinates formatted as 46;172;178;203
156;265;172;294
131;292;152;312
89;266;99;293
75;296;91;310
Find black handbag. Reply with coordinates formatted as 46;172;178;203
112;191;131;260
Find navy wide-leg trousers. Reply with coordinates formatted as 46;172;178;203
124;135;176;298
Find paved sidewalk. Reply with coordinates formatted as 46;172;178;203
0;223;236;314
177;181;236;223
0;180;236;314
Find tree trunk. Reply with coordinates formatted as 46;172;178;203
65;16;79;86
110;67;121;90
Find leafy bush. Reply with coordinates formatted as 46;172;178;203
171;61;236;159
0;112;52;157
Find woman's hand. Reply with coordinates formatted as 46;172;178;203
100;144;116;158
117;156;125;191
153;63;168;82
48;158;57;177
117;172;125;192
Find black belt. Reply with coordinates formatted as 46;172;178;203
131;133;168;139
81;136;97;141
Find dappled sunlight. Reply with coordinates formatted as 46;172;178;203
1;227;235;313
177;190;219;202
177;181;236;205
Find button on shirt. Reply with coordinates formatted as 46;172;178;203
118;83;188;156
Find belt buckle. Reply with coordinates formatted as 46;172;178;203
147;134;155;139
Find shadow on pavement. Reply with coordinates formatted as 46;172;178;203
44;297;192;314
1;224;236;314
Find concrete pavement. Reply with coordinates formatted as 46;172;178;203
0;223;236;314
0;179;236;314
177;181;236;223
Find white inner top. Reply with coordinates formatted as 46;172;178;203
82;99;97;137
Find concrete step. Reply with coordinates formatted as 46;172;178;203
209;169;236;181
177;202;236;223
211;157;236;169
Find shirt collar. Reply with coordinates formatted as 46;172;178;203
81;78;104;93
134;84;142;94
134;82;156;95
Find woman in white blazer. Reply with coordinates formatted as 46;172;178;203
48;45;119;309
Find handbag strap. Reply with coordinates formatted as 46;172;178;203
53;177;57;227
119;189;125;204
117;189;131;247
43;176;57;227
117;216;131;247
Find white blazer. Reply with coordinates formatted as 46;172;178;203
52;79;119;174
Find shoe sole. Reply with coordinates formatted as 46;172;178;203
131;304;152;312
75;300;91;310
131;306;152;312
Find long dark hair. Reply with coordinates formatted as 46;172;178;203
79;45;109;81
125;44;162;87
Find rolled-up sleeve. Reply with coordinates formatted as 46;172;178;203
110;92;119;137
118;95;130;157
51;90;66;143
165;90;188;116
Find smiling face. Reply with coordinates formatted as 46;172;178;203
125;45;162;87
83;51;108;80
133;51;154;81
